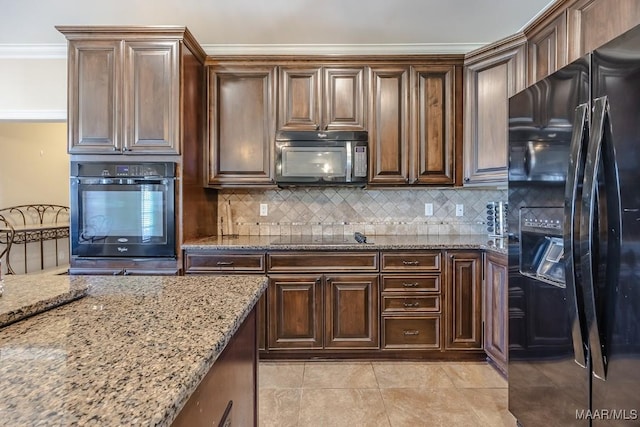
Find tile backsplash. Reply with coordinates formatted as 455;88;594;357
218;187;507;236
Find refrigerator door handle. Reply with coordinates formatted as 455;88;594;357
563;103;589;368
580;96;622;381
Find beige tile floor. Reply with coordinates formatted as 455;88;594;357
259;360;516;427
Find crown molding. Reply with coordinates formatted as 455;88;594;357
0;44;67;59
0;110;67;121
0;42;487;59
201;43;486;56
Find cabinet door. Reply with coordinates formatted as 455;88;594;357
67;40;120;153
484;252;508;373
411;65;460;185
278;66;322;130
323;67;366;130
122;40;180;154
367;66;410;185
208;66;276;187
463;38;526;185
324;274;379;349
445;251;483;350
567;0;640;62
527;12;568;85
268;275;323;349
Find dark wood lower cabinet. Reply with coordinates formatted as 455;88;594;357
324;275;379;349
445;251;483;350
267;274;379;351
484;251;508;375
268;275;323;349
382;316;441;349
183;248;485;360
172;308;257;427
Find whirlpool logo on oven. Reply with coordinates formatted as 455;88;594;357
117;247;129;253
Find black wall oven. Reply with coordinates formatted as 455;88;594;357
70;162;176;258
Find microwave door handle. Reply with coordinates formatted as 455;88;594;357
580;96;622;381
563;103;589;368
345;141;352;182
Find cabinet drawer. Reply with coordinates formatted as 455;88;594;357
184;252;266;273
382;316;441;349
381;274;440;292
267;252;378;272
382;295;440;314
380;252;441;272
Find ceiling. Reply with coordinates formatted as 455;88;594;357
0;0;554;55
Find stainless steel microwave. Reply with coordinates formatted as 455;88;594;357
275;131;368;186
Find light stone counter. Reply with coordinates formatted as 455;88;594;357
182;234;509;255
0;274;267;426
0;274;88;327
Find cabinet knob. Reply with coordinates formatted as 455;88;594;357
464;177;470;182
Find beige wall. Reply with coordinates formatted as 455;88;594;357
0;58;67;120
0;122;69;207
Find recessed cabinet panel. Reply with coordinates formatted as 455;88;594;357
124;41;179;153
484;252;508;373
324;67;366;130
268;275;323;349
568;0;640;62
278;67;321;130
527;12;568;84
368;66;410;184
68;40;120;153
445;251;483;350
324;275;379;348
412;66;458;185
382;316;441;349
463;38;526;185
208;66;276;186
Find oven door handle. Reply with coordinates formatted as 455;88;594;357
74;178;170;185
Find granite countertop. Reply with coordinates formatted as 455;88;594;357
0;274;267;426
182;234;509;255
0;274;88;327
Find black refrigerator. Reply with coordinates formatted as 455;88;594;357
508;24;640;426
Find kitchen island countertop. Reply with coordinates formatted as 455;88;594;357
0;274;267;426
182;234;509;254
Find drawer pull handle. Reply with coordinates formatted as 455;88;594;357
403;329;420;336
403;301;420;308
402;282;419;288
216;261;234;266
402;260;419;266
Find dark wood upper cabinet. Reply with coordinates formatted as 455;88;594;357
567;0;640;62
368;63;462;186
367;66;410;185
463;35;526;186
59;27;196;155
526;11;568;85
278;65;366;131
411;65;461;185
206;65;276;188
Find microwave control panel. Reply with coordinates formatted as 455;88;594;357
354;146;367;177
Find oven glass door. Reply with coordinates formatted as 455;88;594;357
71;178;175;257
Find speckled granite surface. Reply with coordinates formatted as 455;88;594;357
182;234;508;254
0;274;267;426
0;274;88;327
